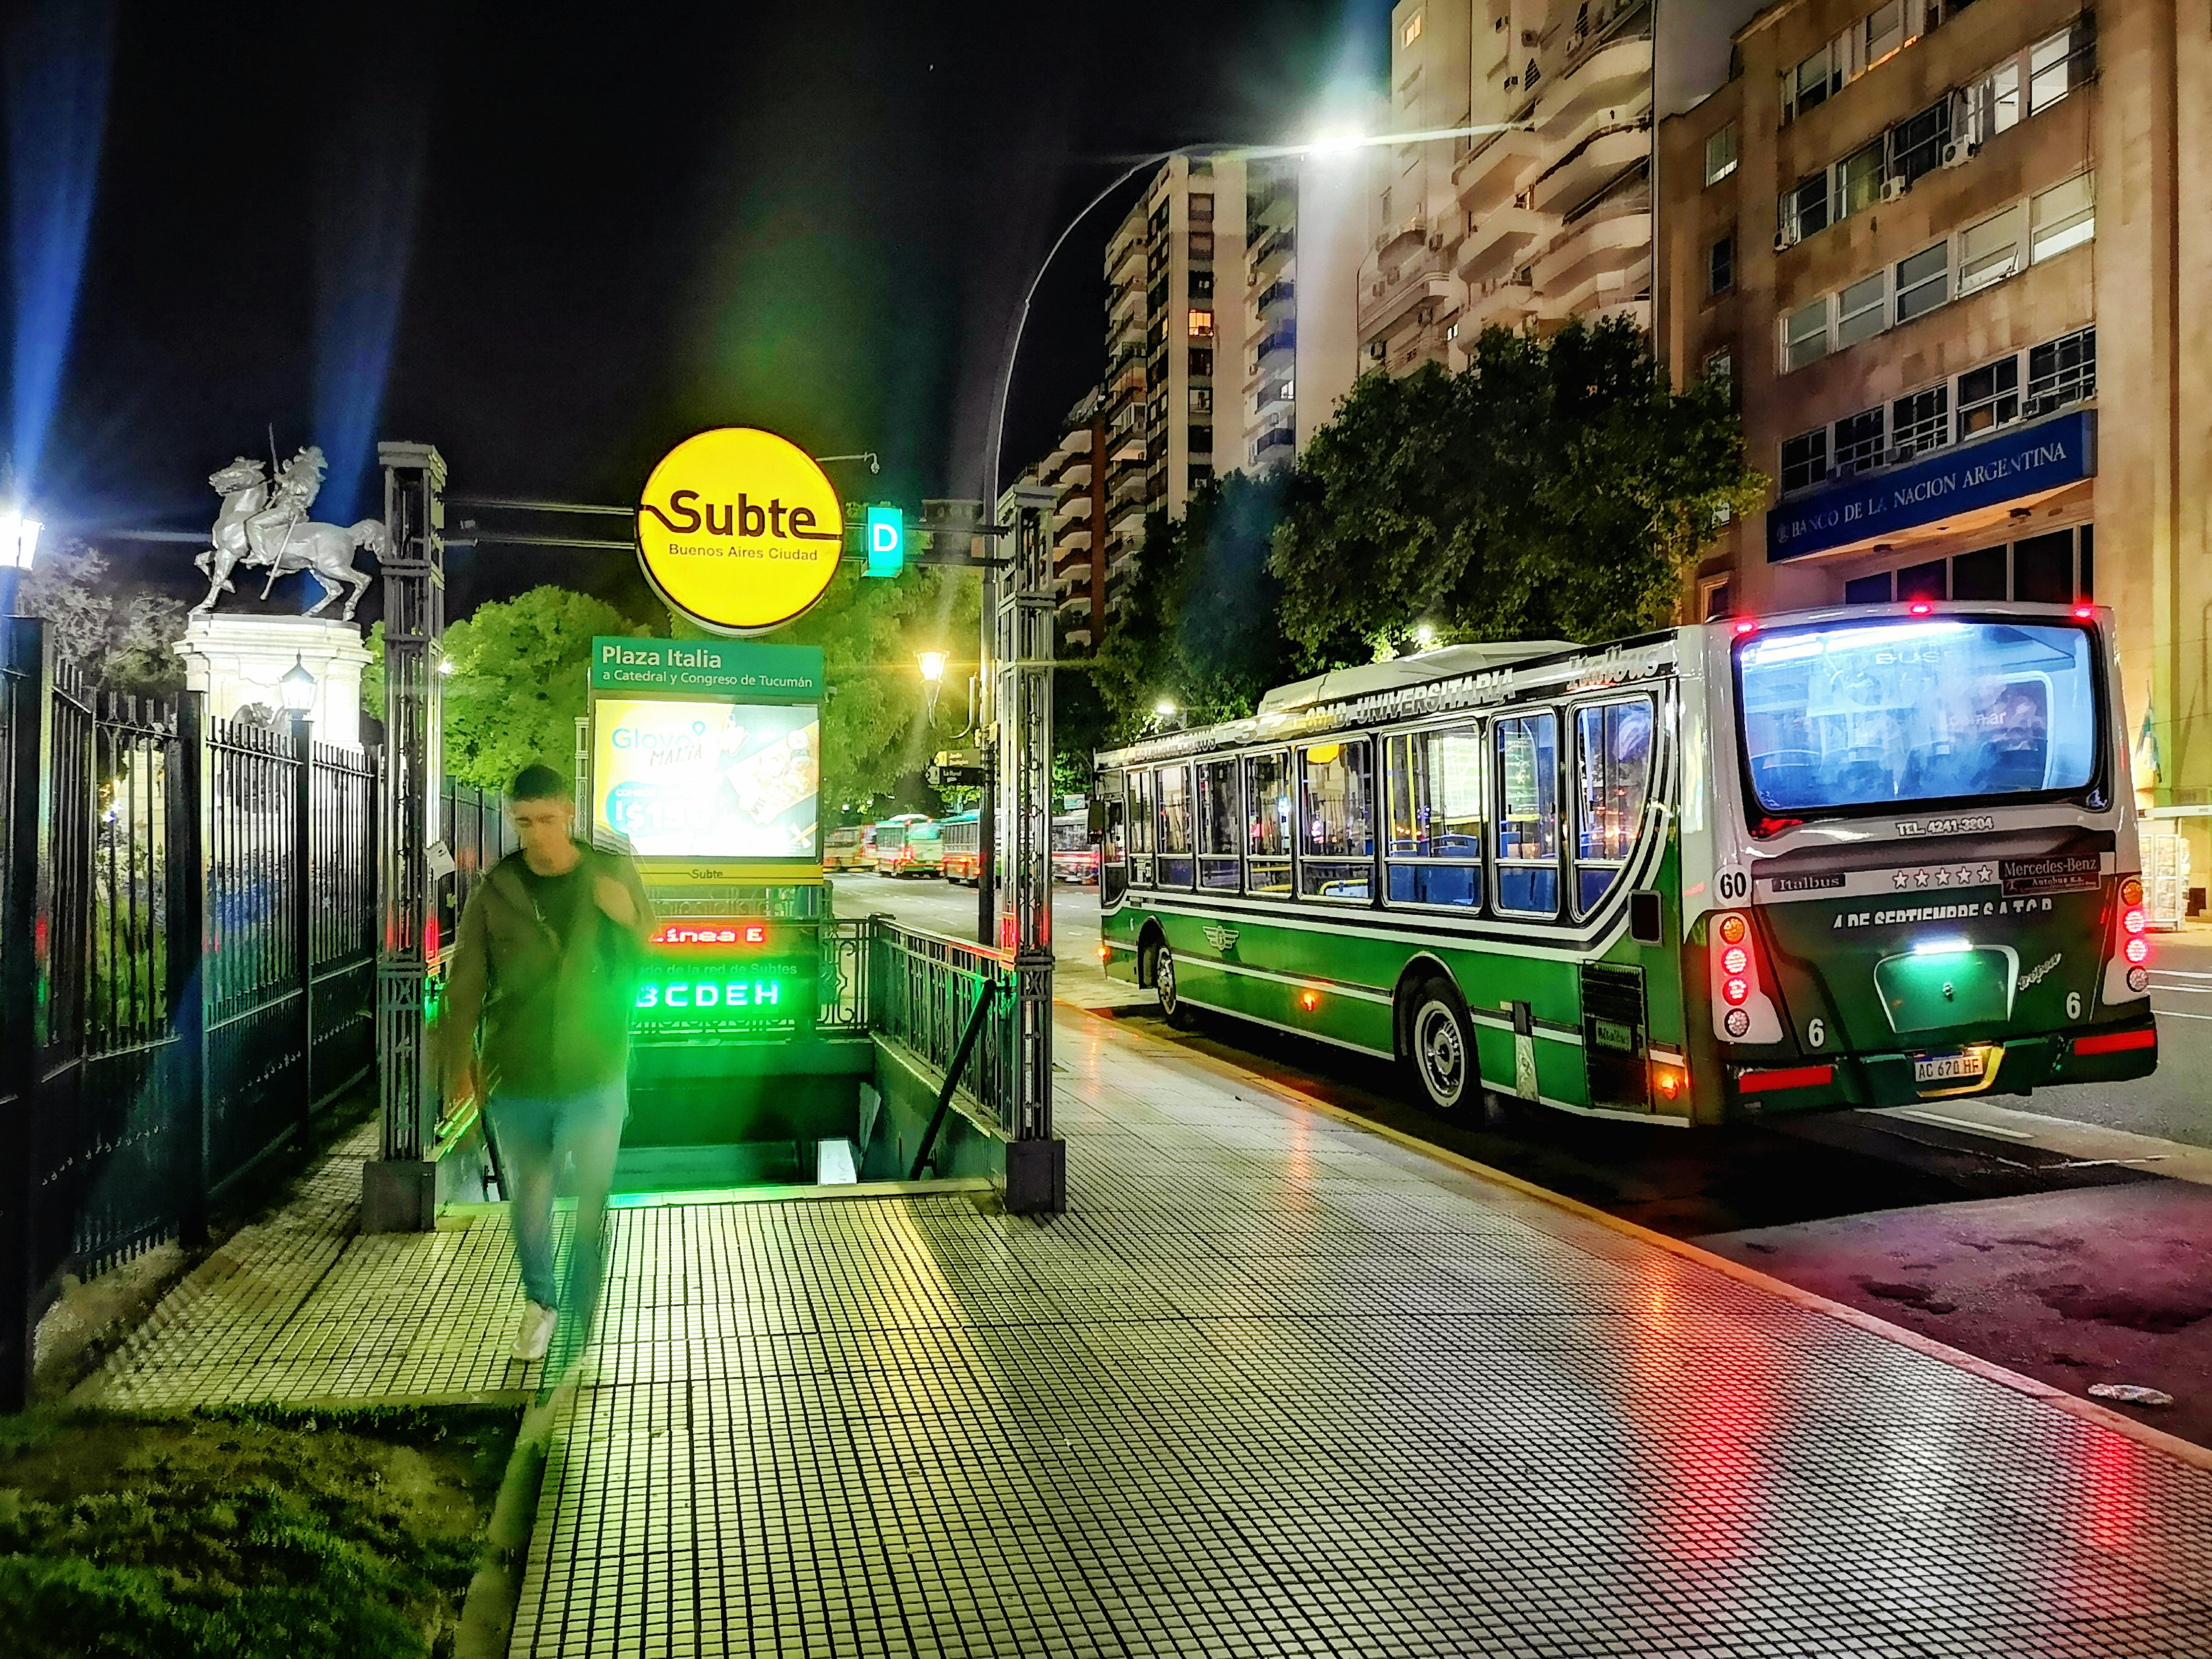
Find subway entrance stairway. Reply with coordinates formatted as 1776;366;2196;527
78;1005;2212;1657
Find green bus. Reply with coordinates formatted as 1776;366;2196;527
1094;603;2158;1125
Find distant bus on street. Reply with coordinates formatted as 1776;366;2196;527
1051;810;1099;885
872;815;942;878
939;811;980;886
1093;604;2157;1125
823;824;872;872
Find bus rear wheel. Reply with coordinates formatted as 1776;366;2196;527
1153;941;1196;1029
1404;979;1474;1114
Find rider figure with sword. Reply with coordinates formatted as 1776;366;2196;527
243;445;326;595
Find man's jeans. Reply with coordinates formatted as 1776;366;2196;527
487;1081;626;1357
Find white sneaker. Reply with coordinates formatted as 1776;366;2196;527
512;1301;558;1362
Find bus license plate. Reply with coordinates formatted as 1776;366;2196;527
1914;1050;1986;1085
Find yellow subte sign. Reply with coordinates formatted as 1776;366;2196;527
635;428;842;635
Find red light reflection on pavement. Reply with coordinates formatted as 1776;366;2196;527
2070;1427;2146;1556
1619;1283;1774;1566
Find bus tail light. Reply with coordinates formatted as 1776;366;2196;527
2074;1027;2156;1057
2104;877;2153;1000
1710;910;1782;1045
1650;1059;1686;1102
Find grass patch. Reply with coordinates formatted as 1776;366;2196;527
0;1403;518;1658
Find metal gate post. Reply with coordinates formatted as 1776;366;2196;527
365;442;448;1232
0;618;51;1407
291;712;314;1139
994;486;1064;1213
172;691;209;1252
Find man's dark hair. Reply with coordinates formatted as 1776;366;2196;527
508;764;567;804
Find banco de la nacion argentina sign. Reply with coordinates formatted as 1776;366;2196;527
636;427;842;633
1767;410;2095;563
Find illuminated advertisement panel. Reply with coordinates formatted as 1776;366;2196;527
592;697;819;859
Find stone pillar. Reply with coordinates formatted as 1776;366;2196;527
172;613;370;749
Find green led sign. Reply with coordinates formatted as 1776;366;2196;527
863;506;904;578
634;976;797;1017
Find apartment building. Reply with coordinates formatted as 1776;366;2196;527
1372;0;1657;375
1658;1;2212;848
1238;155;1369;470
1037;391;1108;651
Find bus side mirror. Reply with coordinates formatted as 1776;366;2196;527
1087;800;1109;838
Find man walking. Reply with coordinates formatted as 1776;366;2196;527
444;764;654;1365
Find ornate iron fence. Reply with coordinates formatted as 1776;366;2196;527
866;919;1018;1139
0;618;381;1408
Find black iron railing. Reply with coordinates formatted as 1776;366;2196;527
868;919;1018;1142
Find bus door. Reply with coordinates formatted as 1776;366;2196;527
1101;797;1128;908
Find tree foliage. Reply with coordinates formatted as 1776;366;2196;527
1272;318;1764;656
17;542;189;696
1081;470;1300;749
365;585;653;793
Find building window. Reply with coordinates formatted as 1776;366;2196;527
1708;233;1734;296
1844;571;1893;605
1701;578;1733;620
1889;96;1953;189
1863;0;1906;68
1893;242;1949;323
1964;60;2020;146
1783;299;1829;372
1187;464;1213;493
1188;425;1213;454
1834;140;1885;221
1896;558;1947;602
2029;17;2095;114
2013;530;2075;603
1782;172;1829;242
1891;384;1950;459
1957;203;2026;296
1188;193;1215;224
2028;327;2096;411
1704;349;1734;402
1188;347;1213;377
2031;172;2096;262
1189;270;1214;300
1836;272;1887;347
1187;308;1214;339
1956;356;2020;436
1781;427;1828;493
1833;407;1885;476
1187;233;1214;261
1403;9;1423;47
1950;544;2006;600
1188;387;1212;414
1781;44;1836;123
1705;123;1738;185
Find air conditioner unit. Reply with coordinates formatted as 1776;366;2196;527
1940;141;1969;169
1427;233;1446;250
1881;176;1910;202
1774;227;1798;252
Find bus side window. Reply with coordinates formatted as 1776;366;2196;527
1156;765;1195;887
1573;699;1654;916
1494;712;1560;917
1244;751;1293;894
1386;725;1484;908
1196;759;1241;891
1298;738;1375;900
1127;767;1154;886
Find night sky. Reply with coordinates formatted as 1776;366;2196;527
9;1;1384;626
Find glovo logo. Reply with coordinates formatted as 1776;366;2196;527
636;428;842;634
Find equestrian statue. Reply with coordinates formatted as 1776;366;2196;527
192;445;387;620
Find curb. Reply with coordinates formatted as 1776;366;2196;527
1092;1006;2212;1476
455;1393;560;1658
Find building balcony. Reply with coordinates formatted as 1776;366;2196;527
1055;554;1093;588
1356;240;1453;341
1535;34;1651;141
1253;324;1296;367
1465;275;1543;334
1456;204;1554;284
1453;125;1547;219
1531;195;1650;298
1056;523;1093;555
1530;122;1650;216
1247;226;1294;287
1255;278;1294;317
1249;423;1296;466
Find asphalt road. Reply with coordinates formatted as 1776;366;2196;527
832;870;2212;1152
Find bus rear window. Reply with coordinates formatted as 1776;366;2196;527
1736;618;2100;815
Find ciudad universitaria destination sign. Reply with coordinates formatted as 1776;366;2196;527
635;427;843;634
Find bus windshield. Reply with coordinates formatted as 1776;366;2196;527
1736;617;2101;815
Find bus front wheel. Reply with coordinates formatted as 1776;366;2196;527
1404;980;1474;1114
1153;942;1196;1029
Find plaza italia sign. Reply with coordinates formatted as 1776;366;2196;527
1767;408;2096;563
635;427;843;634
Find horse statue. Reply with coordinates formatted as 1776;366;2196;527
192;445;387;621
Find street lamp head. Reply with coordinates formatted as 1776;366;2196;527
0;507;40;572
1303;128;1366;158
279;654;317;714
1153;697;1177;718
917;650;948;684
1413;623;1438;650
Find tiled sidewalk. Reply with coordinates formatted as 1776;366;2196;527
82;1013;2212;1657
